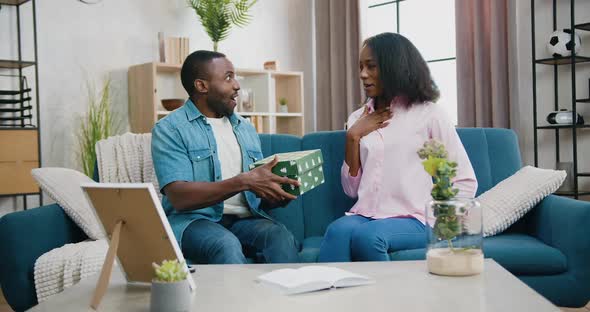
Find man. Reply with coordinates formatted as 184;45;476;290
152;50;300;264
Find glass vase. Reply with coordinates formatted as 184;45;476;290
426;198;483;276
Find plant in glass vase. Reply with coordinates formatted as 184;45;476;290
418;139;483;276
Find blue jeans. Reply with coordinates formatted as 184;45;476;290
318;215;426;262
181;215;299;264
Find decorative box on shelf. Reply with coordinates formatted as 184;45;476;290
249;149;324;196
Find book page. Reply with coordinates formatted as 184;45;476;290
257;268;331;295
297;266;372;287
258;268;307;289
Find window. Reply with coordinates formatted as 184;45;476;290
359;0;457;125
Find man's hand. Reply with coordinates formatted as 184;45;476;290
240;156;299;203
347;106;393;140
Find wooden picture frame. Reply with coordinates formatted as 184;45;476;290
81;183;195;309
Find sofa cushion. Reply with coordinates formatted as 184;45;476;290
259;134;306;243
457;128;522;196
0;204;88;311
301;132;357;238
31;168;104;240
389;233;567;275
298;236;323;263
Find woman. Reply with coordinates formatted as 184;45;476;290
318;32;478;262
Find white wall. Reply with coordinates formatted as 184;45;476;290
511;0;590;199
0;0;314;214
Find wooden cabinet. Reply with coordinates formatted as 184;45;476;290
0;0;42;206
128;62;305;136
0;129;39;195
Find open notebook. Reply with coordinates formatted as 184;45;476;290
256;266;374;295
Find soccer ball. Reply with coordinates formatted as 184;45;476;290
547;29;582;57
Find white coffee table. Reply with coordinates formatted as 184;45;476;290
29;259;559;312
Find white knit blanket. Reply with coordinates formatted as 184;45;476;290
34;239;109;303
34;133;158;303
96;132;160;195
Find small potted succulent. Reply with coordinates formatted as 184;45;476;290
418;139;483;276
150;259;191;312
278;97;288;113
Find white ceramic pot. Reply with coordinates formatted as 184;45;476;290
150;279;191;312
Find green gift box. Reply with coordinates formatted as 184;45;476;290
248;149;325;195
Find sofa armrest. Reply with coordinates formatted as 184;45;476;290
528;195;590;260
0;204;88;312
527;195;590;295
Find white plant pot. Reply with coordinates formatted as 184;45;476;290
150;279;191;312
279;105;288;113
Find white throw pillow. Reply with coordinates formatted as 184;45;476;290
479;166;566;237
31;168;104;240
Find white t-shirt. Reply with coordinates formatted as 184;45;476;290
207;116;251;217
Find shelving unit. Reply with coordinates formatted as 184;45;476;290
0;0;41;208
531;0;590;199
128;62;305;136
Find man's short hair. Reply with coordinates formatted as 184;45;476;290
181;50;226;96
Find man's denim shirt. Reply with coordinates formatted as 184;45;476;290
152;99;271;245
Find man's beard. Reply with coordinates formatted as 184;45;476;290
207;95;233;117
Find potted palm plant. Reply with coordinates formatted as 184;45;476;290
187;0;257;52
418;139;483;276
150;259;191;312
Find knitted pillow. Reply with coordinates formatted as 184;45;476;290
31;168;104;240
479;166;566;237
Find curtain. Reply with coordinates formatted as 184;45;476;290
315;0;362;131
456;0;512;128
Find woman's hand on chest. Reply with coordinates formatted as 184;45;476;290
347;106;393;140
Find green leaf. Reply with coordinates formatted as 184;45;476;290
422;157;444;177
188;0;256;49
76;77;120;177
153;259;188;282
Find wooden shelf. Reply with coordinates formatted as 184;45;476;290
577;172;590;177
535;56;590;65
271;71;303;78
0;60;36;69
575;22;590;31
238;112;303;117
0;0;41;200
0;0;31;5
129;62;305;136
236;69;270;76
155;63;182;73
152;63;303;78
577;98;590;103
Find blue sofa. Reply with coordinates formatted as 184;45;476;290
1;128;589;311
